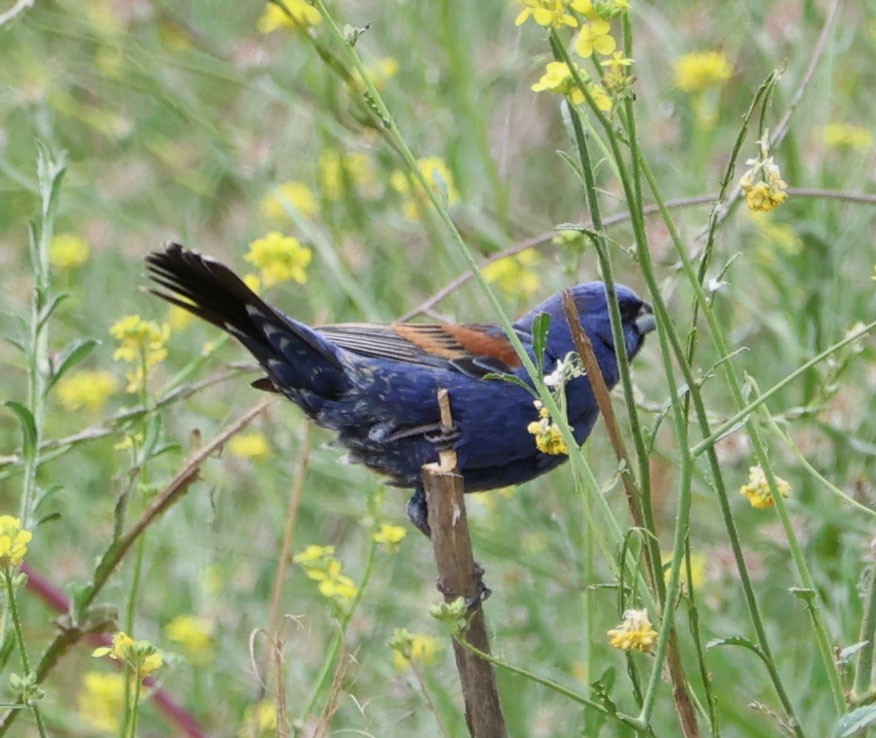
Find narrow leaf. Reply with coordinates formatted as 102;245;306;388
4;401;37;457
833;705;876;738
47;339;98;392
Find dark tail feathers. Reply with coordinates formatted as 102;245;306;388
146;243;345;396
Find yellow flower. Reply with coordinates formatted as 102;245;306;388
167;304;194;331
294;544;335;566
93;631;164;677
661;551;707;590
0;515;32;568
56;370;118;413
822;122;873;151
526;402;568;456
740;465;791;510
228;432;271;460
607;608;658;653
306;558;358;601
531;62;612;112
318;150;375;201
390;156;460;220
575;20;617;58
245;232;312;287
373;523;406;551
78;672;124;734
260;181;318;221
256;0;321;33
49;233;90;270
389;628;441;670
674;51;733;93
482;249;542;298
239;700;277;738
739;134;788;213
243;273;262;293
164;615;214;664
514;0;580;28
872;265;876;282
110;315;170;368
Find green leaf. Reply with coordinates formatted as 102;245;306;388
532;312;551;367
789;587;817;603
706;635;765;661
833;705;876;738
4;401;38;458
47;339;98;392
837;641;869;664
37;292;71;332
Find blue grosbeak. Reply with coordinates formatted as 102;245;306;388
146;244;655;535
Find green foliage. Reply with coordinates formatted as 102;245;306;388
1;1;875;737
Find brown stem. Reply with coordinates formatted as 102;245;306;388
423;390;507;738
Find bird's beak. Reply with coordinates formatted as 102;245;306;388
634;303;656;335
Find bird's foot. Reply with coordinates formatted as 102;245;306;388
436;561;491;608
424;423;461;450
406;488;431;538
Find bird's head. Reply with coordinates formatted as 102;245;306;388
516;282;655;386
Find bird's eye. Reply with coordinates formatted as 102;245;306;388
619;299;642;322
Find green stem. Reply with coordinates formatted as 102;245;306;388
852;558;876;702
4;567;47;738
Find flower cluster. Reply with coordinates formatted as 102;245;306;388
482;248;542;298
228;431;272;460
256;0;321;33
389;628;442;671
373;522;406;551
93;631;164;677
164;614;214;665
109;314;170;393
260;181;318;221
673;51;733;93
523;1;630;112
245;231;313;287
607;608;658;653
0;515;32;568
56;369;118;413
319;149;376;201
294;544;358;604
527;400;569;455
738;134;788;212
390;155;460;220
49;233;90;270
740;465;791;510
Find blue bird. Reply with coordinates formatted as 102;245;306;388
146;244;655;535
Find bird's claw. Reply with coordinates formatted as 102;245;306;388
424;423;461;450
436;561;491;608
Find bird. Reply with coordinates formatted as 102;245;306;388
146;243;655;536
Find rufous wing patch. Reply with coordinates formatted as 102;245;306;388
440;324;521;367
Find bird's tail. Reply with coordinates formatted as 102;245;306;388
146;243;346;398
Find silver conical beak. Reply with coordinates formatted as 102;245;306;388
634;303;656;335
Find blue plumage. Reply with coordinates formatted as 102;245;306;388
146;244;655;534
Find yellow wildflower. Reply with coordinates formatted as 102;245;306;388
531;62;612;111
294;544;335;566
318;150;375;201
607;608;658;653
515;0;581;28
822;122;873;151
482;249;542;298
390;156;460;220
674;51;733;93
164;615;214;664
228;432;271;460
245;232;312;287
306;558;358;601
167;304;194;331
256;0;321;33
260;181;318;221
78;672;125;734
49;233;90;270
527;402;568;456
740;465;791;510
93;631;164;677
239;700;277;738
739;133;788;212
390;628;442;670
575;20;616;58
56;370;118;413
0;515;32;568
110;315;170;368
373;523;406;551
243;273;262;293
661;551;707;590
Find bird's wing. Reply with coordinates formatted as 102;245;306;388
317;322;527;378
